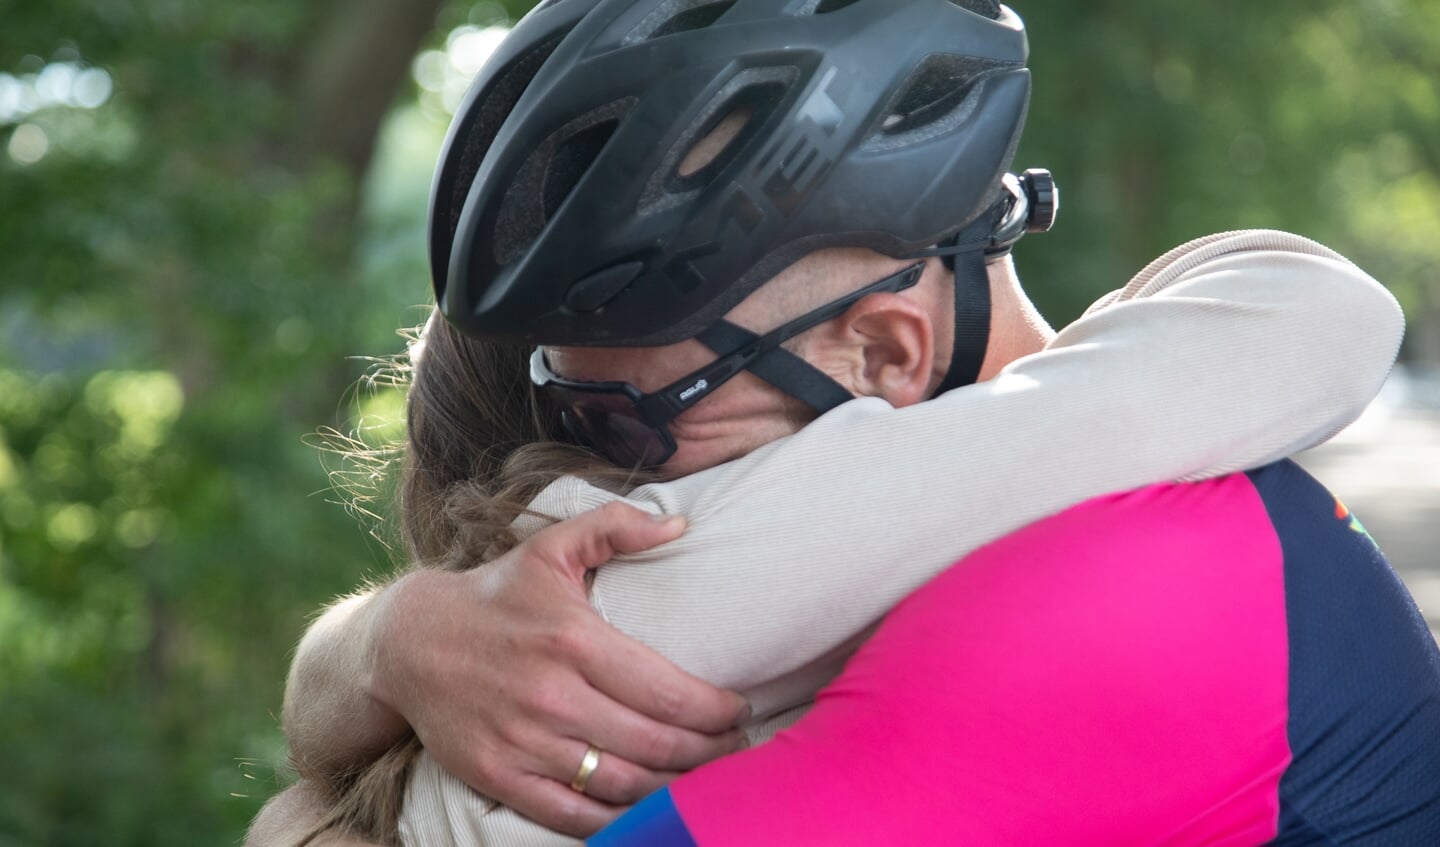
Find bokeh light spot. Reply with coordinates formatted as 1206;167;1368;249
1153;58;1194;104
1;61;115;126
35;62;78;104
355;387;406;448
447;25;509;77
413;50;448;93
85;371;186;452
47;502;100;551
9;123;50;165
72;68;114;109
116;509;165;549
0;74;21;122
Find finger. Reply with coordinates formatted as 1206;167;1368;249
515;670;744;775
503;772;625;838
566;688;747;773
546;739;679;805
529;501;687;579
579;621;750;734
586;761;681;807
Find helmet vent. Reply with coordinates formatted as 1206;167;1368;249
670;82;785;188
867;53;1013;147
639;66;798;214
494;98;635;265
677;102;754;178
444;32;567;251
812;0;864;13
545;120;622;218
625;0;737;45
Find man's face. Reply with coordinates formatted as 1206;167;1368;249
545;339;812;478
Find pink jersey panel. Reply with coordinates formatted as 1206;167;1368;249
670;475;1293;845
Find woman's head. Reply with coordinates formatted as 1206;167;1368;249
399;311;646;569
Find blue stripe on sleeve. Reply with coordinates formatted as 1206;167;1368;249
588;787;699;847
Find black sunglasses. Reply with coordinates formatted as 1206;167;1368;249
531;262;925;468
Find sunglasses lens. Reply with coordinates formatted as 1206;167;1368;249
556;390;671;468
601;413;670;468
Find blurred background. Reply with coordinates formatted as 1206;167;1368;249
1;0;1437;843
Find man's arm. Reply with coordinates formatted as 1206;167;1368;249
279;504;749;836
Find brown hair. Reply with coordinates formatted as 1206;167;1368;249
301;312;653;845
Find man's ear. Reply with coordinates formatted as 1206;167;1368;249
822;293;935;408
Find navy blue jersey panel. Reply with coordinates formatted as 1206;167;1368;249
1247;461;1440;845
590;787;699;847
1270;803;1339;846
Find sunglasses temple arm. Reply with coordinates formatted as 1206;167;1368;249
638;262;925;419
750;262;925;351
640;349;752;420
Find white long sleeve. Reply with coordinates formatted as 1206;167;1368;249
400;231;1404;846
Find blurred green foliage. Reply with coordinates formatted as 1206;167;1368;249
1017;0;1440;337
1;0;1437;844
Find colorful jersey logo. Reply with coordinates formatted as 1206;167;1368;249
1333;496;1377;547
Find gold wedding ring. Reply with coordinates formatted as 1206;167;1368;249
570;744;602;794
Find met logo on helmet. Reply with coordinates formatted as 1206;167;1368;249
663;66;853;294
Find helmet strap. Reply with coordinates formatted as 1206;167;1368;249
936;245;992;395
695;321;855;415
930;196;1012;396
696;194;1010;413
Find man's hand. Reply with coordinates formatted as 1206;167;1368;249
367;502;749;836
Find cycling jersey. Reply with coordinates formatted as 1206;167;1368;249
593;461;1440;846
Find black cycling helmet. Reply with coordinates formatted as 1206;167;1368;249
430;0;1045;363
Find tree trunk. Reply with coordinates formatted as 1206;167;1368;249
292;0;451;178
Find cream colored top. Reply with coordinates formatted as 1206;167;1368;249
400;232;1405;846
